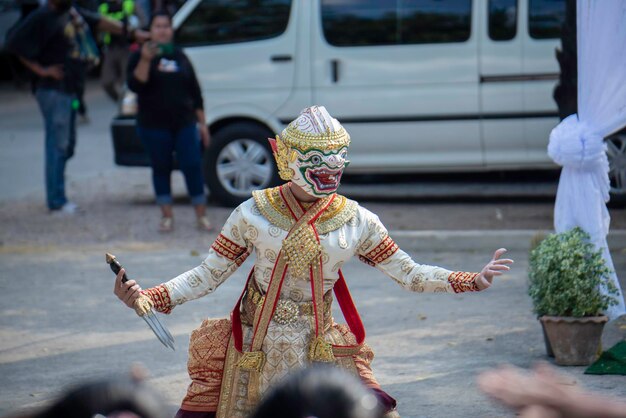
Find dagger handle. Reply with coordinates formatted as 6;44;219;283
108;258;129;283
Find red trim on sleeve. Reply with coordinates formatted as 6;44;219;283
141;285;172;314
358;255;376;267
363;236;399;265
447;271;480;293
211;233;247;261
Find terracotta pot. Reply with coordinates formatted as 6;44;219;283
540;315;608;366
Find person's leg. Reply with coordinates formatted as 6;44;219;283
173;123;209;228
137;125;175;228
109;47;124;102
35;88;73;210
77;97;87;119
101;49;119;102
68;95;77;160
75;65;88;121
118;47;130;92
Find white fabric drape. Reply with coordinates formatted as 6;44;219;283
547;0;626;319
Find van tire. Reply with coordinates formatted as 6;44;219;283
204;122;280;207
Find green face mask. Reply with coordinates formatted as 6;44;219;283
289;146;350;197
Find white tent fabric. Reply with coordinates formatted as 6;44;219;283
547;0;626;320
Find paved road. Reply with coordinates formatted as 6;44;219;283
1;82;625;418
1;239;625;418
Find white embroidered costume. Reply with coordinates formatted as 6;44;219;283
140;107;480;418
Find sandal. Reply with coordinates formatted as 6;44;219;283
197;216;213;232
159;217;174;233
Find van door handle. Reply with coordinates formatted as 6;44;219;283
270;55;292;62
331;59;340;83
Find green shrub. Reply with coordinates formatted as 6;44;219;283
528;227;618;317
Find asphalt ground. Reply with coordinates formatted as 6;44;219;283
1;239;625;418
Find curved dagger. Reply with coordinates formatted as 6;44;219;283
106;253;175;350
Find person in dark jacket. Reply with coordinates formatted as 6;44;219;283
127;11;211;232
6;0;148;214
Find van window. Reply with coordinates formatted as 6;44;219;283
321;0;472;47
528;0;565;39
176;0;292;47
489;0;517;41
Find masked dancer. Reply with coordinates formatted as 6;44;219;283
114;106;513;418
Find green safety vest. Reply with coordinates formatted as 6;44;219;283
98;0;134;44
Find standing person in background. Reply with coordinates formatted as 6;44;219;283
98;0;140;103
127;11;211;232
6;0;148;214
74;0;101;125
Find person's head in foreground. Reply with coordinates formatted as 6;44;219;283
250;366;384;418
270;105;350;199
11;370;169;418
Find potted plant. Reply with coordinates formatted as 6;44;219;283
528;227;618;366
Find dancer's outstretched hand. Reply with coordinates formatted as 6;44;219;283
475;248;513;290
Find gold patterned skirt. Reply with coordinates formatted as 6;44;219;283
180;282;380;418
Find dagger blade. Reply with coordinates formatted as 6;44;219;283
107;253;176;350
142;311;175;350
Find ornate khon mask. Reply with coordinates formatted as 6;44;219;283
269;106;350;198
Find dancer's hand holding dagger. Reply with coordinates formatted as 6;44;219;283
108;253;175;350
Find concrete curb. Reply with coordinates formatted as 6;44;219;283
340;182;557;199
389;229;626;252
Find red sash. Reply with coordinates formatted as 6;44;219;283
231;185;365;358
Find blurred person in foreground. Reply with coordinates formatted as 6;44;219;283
250;366;384;418
5;0;148;214
126;11;211;232
478;363;626;418
6;371;169;418
113;106;513;417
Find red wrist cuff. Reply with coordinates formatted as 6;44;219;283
447;271;480;293
141;285;172;314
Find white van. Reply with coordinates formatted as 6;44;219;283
111;0;626;205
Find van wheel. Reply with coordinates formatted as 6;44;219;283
204;122;280;206
607;129;626;206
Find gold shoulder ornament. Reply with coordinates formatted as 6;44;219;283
253;187;358;235
273;135;297;181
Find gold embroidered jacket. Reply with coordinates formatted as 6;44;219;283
144;186;479;314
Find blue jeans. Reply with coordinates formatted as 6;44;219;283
137;123;206;206
35;88;76;210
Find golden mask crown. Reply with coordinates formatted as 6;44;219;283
272;105;351;180
281;123;351;152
